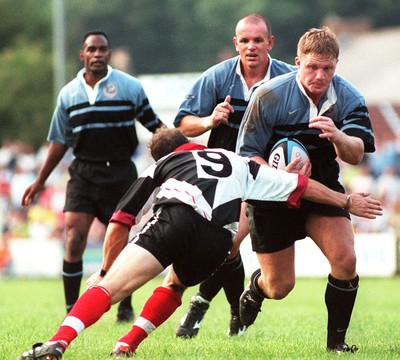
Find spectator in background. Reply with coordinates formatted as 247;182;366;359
373;165;400;230
368;129;400;178
344;158;379;232
345;159;374;196
0;228;12;276
21;30;165;323
10;145;37;211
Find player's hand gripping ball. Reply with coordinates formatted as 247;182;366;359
268;138;310;170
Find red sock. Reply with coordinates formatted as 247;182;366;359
118;286;182;352
49;286;112;345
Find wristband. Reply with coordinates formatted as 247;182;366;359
99;269;107;277
202;118;213;130
344;195;352;210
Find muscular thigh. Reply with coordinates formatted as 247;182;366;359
306;215;356;273
101;243;164;304
133;205;232;287
257;245;295;282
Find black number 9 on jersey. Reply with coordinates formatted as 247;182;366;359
196;151;232;177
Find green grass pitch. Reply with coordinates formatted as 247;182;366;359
1;276;399;359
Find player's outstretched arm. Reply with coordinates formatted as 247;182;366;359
303;178;383;219
346;192;383;219
86;221;130;289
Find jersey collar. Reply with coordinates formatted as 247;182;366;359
174;143;207;153
295;73;337;120
236;55;272;101
77;65;113;84
77;65;114;105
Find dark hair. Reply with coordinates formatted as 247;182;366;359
148;127;189;161
82;30;109;46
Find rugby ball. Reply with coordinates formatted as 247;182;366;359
268;138;309;170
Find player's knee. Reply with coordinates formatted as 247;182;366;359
331;251;357;276
269;285;293;300
263;277;294;300
65;230;87;258
168;284;186;297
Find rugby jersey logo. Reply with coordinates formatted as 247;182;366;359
104;82;117;99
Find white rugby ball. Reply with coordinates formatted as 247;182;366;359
268;138;310;170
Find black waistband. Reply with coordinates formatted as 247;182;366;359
75;158;132;167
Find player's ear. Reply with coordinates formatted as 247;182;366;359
295;56;301;68
233;36;239;51
267;35;275;51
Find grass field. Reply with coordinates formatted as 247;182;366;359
1;276;399;359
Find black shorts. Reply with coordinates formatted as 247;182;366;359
64;158;137;225
132;205;233;287
247;199;350;254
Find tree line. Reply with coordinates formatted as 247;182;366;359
1;0;399;147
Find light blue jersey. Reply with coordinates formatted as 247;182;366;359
174;56;295;151
48;66;163;162
237;71;375;188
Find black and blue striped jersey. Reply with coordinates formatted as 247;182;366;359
48;66;163;162
237;71;375;188
111;144;307;238
174;56;295;151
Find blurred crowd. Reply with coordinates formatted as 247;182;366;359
340;134;400;233
0;140;68;275
0;139;155;275
1;137;400;275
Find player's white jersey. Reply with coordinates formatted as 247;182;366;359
111;144;308;236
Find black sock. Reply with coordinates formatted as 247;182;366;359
198;255;237;301
249;268;265;300
62;260;83;313
118;294;133;311
222;252;245;315
325;274;359;347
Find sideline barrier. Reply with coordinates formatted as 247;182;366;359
241;231;398;277
8;238;63;277
8;231;398;278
